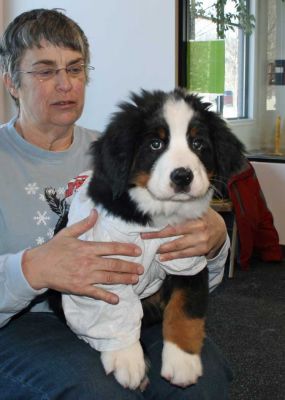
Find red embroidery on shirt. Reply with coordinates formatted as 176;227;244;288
65;175;89;198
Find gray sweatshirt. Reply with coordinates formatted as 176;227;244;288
0;117;98;327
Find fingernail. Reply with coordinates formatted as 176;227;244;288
159;245;167;252
134;247;142;256
137;266;144;274
88;209;96;220
131;275;139;284
110;295;119;305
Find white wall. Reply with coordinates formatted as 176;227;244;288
252;161;285;244
1;0;176;131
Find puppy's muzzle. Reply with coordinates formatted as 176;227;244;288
170;167;193;192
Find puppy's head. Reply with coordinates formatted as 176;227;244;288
89;88;245;204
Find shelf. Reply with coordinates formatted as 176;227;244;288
247;150;285;163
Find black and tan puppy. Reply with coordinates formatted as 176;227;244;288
62;88;245;389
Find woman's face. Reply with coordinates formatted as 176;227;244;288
13;40;87;130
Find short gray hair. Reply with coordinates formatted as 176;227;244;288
0;8;91;105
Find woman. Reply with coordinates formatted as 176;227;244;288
0;8;232;400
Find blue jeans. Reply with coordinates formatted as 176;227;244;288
0;312;232;399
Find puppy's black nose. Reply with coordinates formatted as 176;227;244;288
170;167;193;188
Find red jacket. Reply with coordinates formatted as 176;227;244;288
228;162;282;269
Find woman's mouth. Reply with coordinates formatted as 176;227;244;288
52;101;76;108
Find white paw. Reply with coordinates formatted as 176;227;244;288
161;341;203;387
101;341;146;390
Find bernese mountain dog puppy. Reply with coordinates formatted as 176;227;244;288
61;88;245;390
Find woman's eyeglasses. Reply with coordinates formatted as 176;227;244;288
17;63;95;81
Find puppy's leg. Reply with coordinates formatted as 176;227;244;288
161;268;209;387
101;341;147;390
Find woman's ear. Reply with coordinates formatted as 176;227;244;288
3;73;19;99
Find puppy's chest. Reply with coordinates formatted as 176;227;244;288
91;211;207;298
93;214;167;296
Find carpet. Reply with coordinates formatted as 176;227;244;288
207;259;285;400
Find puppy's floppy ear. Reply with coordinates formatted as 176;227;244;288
206;111;246;187
202;111;246;198
90;103;142;199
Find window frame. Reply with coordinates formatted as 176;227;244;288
177;0;252;120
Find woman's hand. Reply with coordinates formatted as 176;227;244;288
22;210;143;305
141;207;227;262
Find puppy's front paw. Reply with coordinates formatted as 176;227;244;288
161;341;202;387
101;341;146;390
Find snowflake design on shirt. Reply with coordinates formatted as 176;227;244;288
57;186;66;196
39;193;46;201
25;182;39;195
47;228;54;239
36;236;45;245
33;211;50;226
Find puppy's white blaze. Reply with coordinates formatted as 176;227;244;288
148;98;209;200
101;341;146;390
163;97;194;136
161;341;203;387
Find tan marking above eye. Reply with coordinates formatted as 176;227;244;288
158;127;167;140
189;127;198;137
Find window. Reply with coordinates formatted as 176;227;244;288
178;0;254;120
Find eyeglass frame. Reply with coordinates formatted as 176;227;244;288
16;63;95;81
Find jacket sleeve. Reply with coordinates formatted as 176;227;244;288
158;235;230;292
207;235;230;292
62;284;143;352
0;251;47;328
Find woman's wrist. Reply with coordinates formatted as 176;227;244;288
21;247;46;290
205;208;227;259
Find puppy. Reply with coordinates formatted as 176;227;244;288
62;88;245;389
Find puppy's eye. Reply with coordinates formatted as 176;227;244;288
192;138;204;151
150;138;164;151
